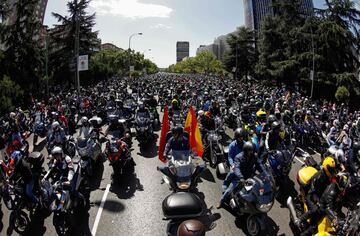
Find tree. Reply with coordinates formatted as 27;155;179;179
49;0;99;85
335;86;350;103
1;0;43;90
168;51;225;75
224;27;256;80
0;75;23;114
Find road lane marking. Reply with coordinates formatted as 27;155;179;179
294;156;304;165
91;184;111;236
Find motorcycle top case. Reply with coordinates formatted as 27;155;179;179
162;192;203;219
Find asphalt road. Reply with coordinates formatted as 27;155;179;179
0;119;321;236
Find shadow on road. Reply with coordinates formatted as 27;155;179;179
110;173;144;199
89;160;105;191
137;137;159;159
200;168;216;183
71;209;92;236
275;178;298;208
33;138;47;153
93;200;125;213
24;208;50;236
0;208;4;234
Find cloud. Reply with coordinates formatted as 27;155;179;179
90;0;173;19
150;23;172;29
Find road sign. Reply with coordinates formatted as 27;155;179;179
78;55;89;71
310;70;314;81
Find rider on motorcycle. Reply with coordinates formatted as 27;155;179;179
47;121;66;151
222;128;247;194
319;172;348;229
217;142;267;209
163;126;190;158
295;157;337;230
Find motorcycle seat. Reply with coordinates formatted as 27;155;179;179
162;192;203;219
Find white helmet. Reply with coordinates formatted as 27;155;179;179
52;121;60;130
81;116;89;124
51;146;64;157
198;110;204;117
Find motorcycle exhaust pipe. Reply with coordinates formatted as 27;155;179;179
287;197;299;222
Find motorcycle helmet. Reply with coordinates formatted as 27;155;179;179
173;126;184;136
272;121;281;131
51;146;64;158
177;219;205;236
243;142;254;157
198;110;204;117
268;115;276;124
234;128;247;140
322;157;337;178
52;121;60;132
256;110;267;119
81;116;89;125
9;151;23;168
335;172;348;192
204;111;212;119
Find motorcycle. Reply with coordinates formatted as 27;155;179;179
158;150;206;192
203;128;224;168
33;121;48;145
105;138;135;183
134;110;154;144
228;171;275;236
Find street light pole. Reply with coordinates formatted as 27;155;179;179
45;34;49;97
74;0;80;93
310;26;315;99
235;44;238;80
128;32;143;77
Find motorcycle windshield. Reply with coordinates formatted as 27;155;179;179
172;150;191;162
136;112;150;125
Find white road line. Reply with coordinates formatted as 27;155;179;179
91;184;111;236
294;156;305;165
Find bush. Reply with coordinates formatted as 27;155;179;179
335;86;350;103
0;76;24;115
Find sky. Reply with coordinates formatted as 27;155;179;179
44;0;328;68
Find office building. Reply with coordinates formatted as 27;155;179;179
176;41;189;62
243;0;314;31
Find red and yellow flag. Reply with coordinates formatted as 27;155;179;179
184;106;204;157
158;106;170;163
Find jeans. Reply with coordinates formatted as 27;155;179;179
222;171;236;191
220;178;239;204
26;180;39;204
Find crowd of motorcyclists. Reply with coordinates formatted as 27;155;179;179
0;72;359;235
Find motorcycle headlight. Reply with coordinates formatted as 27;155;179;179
256;202;273;213
177;181;191;190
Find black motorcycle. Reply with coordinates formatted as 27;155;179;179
134;110;154;144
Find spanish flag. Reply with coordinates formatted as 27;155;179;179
184;106;204;157
158;105;170;163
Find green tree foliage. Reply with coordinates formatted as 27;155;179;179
49;0;99;85
80;49;158;84
168;51;225;75
225;26;257;80
0;76;23;114
335;86;350;103
1;0;43;90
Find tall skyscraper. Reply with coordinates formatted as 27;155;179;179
243;0;314;31
176;41;190;62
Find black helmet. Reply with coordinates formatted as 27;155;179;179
268;115;276;124
177;220;205;236
173;126;184;136
243;142;254;156
272;121;281;130
234;128;247;140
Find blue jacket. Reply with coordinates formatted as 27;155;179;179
164;136;190;155
228;140;244;167
234;152;267;180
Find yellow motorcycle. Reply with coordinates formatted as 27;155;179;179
287;166;360;236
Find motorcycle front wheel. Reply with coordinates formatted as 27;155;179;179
53;213;71;236
11;210;29;234
246;215;261;236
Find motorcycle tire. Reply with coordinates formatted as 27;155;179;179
246;215;262;236
11;210;29;234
